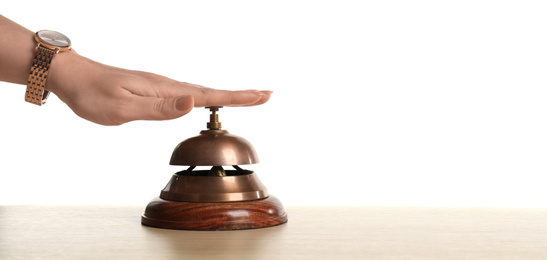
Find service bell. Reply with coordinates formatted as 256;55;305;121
141;107;287;230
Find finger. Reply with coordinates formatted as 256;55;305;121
188;87;267;107
124;95;194;122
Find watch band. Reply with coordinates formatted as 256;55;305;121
25;44;57;105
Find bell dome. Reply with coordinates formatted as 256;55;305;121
169;129;259;166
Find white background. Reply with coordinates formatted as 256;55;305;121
1;1;546;207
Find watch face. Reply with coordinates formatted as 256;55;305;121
37;30;71;48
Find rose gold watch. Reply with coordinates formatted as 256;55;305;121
25;30;71;106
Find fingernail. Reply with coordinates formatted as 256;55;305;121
250;90;266;96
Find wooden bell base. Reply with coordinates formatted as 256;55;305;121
141;196;288;230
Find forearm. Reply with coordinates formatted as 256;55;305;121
0;15;35;85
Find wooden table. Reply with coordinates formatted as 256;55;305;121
1;206;547;259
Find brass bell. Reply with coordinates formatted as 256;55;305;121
141;107;287;230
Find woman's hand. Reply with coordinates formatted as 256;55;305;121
47;51;272;125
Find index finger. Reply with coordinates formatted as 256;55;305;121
188;86;271;107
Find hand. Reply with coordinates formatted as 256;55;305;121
46;51;271;125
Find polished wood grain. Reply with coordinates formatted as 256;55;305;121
1;206;547;259
142;196;287;230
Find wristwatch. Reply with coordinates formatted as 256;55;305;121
25;30;71;105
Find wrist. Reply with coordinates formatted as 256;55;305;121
45;50;108;102
45;49;78;94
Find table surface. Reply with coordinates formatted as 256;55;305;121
1;206;547;259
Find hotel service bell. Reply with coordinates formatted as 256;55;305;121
142;107;287;230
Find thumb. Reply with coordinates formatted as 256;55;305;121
128;95;194;121
174;95;195;113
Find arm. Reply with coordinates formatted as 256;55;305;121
0;15;271;125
